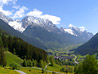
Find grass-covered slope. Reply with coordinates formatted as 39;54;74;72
5;51;23;66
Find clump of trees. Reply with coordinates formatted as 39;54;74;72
22;59;47;73
22;59;38;67
10;63;20;70
39;60;46;73
60;66;74;73
74;55;98;74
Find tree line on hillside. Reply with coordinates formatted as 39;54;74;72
0;30;47;66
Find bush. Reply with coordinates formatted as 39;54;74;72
10;63;20;70
60;67;73;73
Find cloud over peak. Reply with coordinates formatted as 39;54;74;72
27;9;61;24
0;0;61;24
12;6;28;19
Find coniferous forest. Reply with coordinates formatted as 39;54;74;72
0;30;47;66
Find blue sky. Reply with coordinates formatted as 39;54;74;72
0;0;98;34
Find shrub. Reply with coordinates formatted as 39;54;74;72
10;63;20;70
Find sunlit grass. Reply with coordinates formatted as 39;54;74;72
0;67;20;74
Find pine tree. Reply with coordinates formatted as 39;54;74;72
23;59;27;67
0;48;6;67
49;56;54;66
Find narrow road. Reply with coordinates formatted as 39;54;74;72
32;67;64;74
44;62;50;70
15;70;27;74
73;54;79;64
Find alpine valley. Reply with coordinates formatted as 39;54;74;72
0;12;93;50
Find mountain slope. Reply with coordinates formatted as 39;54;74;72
74;33;98;55
61;26;93;42
0;19;47;49
23;25;86;49
0;24;47;62
22;16;93;49
0;12;93;50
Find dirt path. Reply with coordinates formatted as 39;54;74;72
15;70;27;74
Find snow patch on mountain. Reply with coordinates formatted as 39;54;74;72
64;28;77;36
9;21;25;32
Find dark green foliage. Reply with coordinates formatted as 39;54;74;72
22;59;27;67
39;60;46;73
10;63;20;70
27;60;33;67
13;48;16;55
0;48;6;67
0;37;6;66
39;60;46;69
7;36;47;62
0;30;47;62
60;66;74;73
60;67;66;72
23;59;38;67
49;56;54;66
32;59;38;66
74;55;98;74
55;59;75;66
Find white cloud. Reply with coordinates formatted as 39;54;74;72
27;9;61;24
12;6;28;19
27;9;43;17
0;7;12;16
12;5;20;9
0;0;17;7
0;0;17;16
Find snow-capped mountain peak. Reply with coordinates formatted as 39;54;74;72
64;28;77;36
63;24;90;37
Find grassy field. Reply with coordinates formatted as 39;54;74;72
5;51;23;66
0;67;20;74
47;64;74;73
20;67;52;74
21;67;74;74
47;64;64;72
20;63;74;74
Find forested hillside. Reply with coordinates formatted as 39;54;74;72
74;33;98;55
0;30;47;66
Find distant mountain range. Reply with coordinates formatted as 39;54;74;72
0;12;94;50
